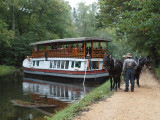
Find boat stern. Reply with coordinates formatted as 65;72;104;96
23;57;32;68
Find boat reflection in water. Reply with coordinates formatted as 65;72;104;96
22;77;101;116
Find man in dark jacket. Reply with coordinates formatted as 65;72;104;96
123;53;138;92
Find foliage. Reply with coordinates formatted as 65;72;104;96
48;81;112;120
153;67;160;80
0;65;16;77
72;2;98;37
0;20;15;64
118;0;160;52
98;0;128;27
97;27;138;60
0;20;14;45
98;0;160;66
0;0;77;66
73;2;128;60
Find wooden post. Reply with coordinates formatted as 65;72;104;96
84;41;85;58
63;43;64;57
106;42;108;55
98;60;100;69
37;45;38;58
76;43;78;58
32;46;34;58
41;44;42;57
57;43;59;57
51;43;53;57
91;41;93;58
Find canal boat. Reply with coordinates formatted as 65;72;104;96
22;37;111;83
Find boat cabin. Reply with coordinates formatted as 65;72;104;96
23;37;111;82
30;37;111;59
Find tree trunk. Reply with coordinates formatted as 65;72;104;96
11;4;15;31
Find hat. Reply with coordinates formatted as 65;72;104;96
123;55;126;58
126;53;132;58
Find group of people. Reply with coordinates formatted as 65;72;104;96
122;53;138;92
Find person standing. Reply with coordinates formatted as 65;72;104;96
86;53;93;70
123;53;138;92
122;55;127;82
123;55;126;62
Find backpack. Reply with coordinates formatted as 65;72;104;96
128;59;132;67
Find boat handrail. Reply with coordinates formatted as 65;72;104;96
32;48;105;58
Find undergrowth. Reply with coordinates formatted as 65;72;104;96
154;67;160;80
0;65;16;77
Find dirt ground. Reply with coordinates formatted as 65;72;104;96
74;70;160;120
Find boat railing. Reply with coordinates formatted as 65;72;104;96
92;49;105;58
32;48;85;58
32;48;105;58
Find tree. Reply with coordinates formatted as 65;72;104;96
0;20;14;64
0;0;77;66
98;0;160;66
73;2;98;37
98;0;129;27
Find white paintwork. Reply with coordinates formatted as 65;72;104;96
23;57;104;71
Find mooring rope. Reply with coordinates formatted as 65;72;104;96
83;59;88;94
83;59;88;85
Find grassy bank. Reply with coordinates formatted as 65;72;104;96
0;65;16;77
48;81;112;120
153;67;160;80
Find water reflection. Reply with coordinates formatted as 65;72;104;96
0;76;101;120
23;77;95;103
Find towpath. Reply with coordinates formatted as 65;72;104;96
74;70;160;120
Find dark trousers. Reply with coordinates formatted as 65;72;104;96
125;68;134;91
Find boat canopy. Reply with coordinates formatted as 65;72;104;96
30;37;111;46
30;37;111;59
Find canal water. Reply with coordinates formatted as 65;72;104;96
0;76;102;120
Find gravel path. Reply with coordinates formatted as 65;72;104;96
74;70;160;120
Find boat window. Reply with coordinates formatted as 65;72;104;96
71;61;74;68
78;61;81;68
40;44;46;51
58;44;63;49
78;43;83;49
33;45;37;52
53;61;57;68
50;61;52;68
36;61;39;66
37;45;41;51
61;61;65;69
47;44;52;50
52;44;57;49
86;42;92;55
92;61;99;69
57;60;60;68
101;42;106;49
93;42;99;49
33;61;35;66
75;61;81;68
65;61;69;69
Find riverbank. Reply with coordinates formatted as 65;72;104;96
48;81;112;120
0;65;16;78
